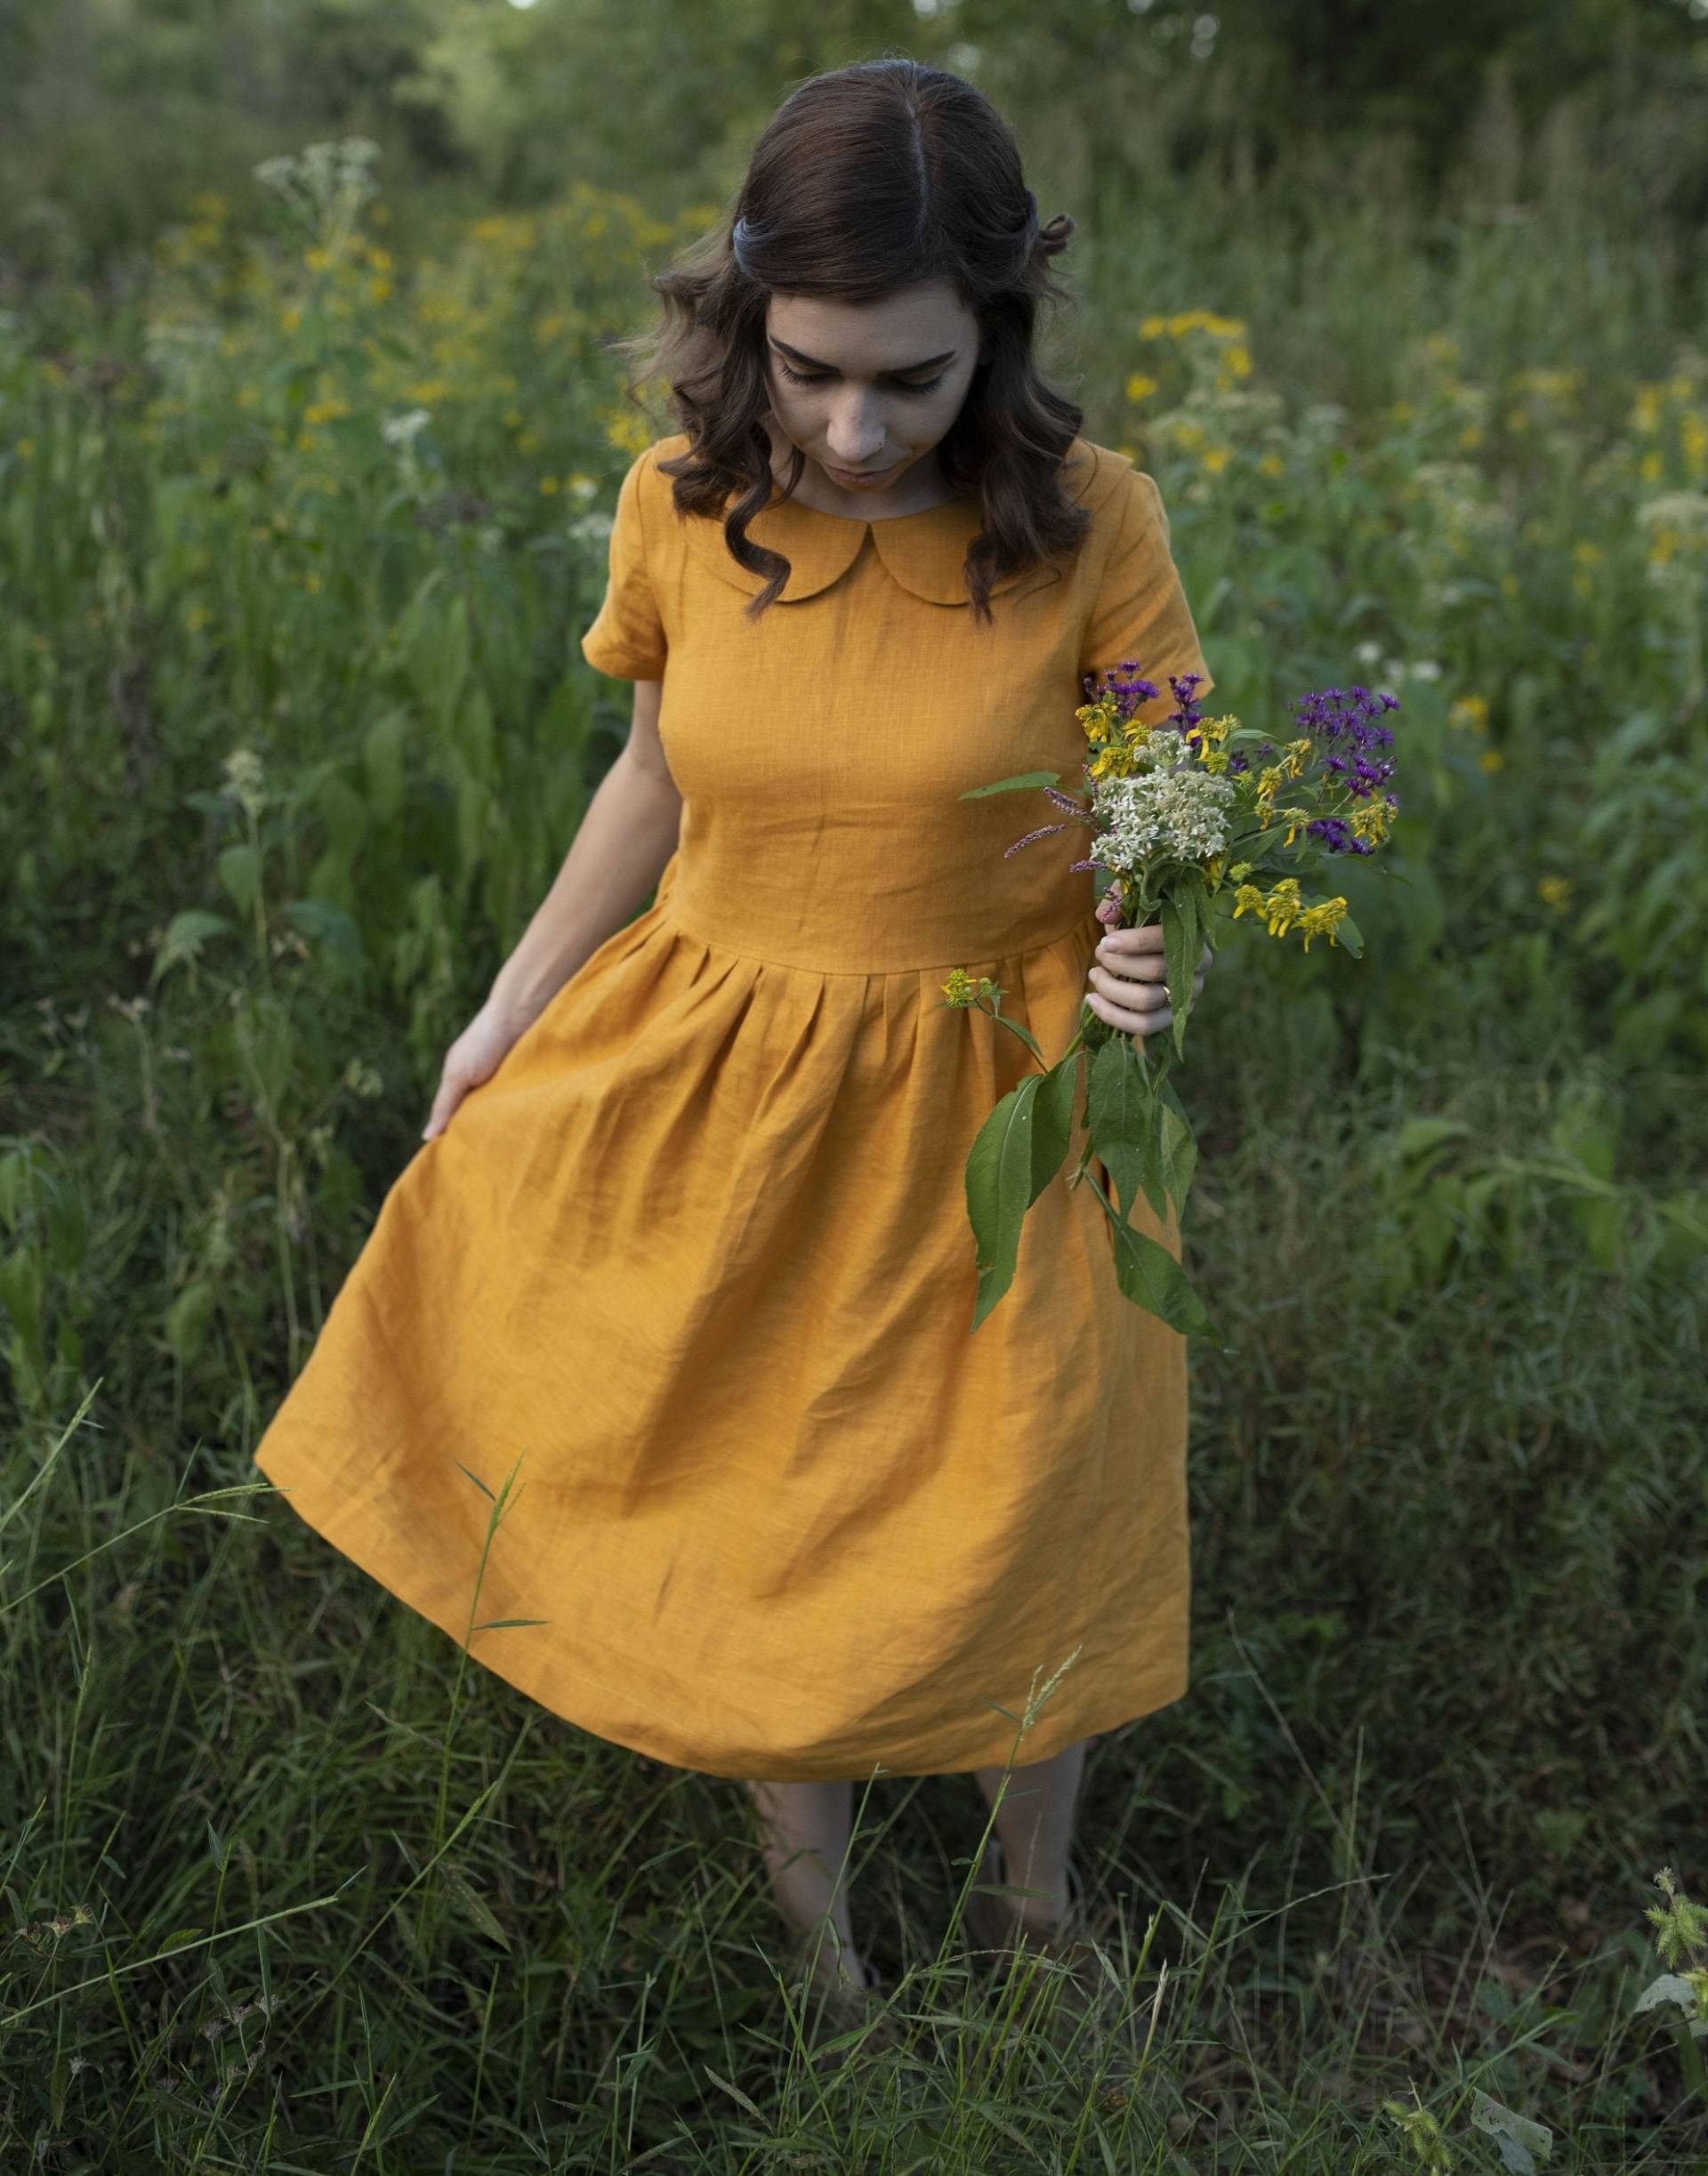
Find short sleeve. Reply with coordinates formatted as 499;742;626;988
1077;468;1214;727
580;447;669;681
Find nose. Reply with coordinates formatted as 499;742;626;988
824;395;888;465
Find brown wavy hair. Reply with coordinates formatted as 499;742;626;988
606;56;1091;627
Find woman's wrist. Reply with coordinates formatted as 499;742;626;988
479;975;556;1040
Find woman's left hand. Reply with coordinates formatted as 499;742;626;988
1085;919;1213;1039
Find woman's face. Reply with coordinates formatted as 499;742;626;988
761;280;986;509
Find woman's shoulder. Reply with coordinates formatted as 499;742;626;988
1061;436;1165;532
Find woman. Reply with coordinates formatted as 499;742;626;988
252;57;1216;2032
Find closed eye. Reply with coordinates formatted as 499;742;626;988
775;359;947;397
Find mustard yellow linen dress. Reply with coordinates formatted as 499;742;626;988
251;429;1215;1782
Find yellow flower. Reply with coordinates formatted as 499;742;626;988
1296;897;1348;951
1258;451;1285;478
1125;372;1158;403
1537;875;1573;912
1202;446;1230;474
1478;748;1505;773
1236;877;1303;937
1349;798;1394;846
1448;694;1489;734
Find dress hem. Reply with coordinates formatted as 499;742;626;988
253;1445;1188;1784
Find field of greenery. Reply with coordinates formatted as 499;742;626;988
4;107;1707;2171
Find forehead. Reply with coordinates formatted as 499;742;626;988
764;283;974;365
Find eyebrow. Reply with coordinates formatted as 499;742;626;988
768;336;959;375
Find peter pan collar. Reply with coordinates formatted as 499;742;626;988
671;444;1105;608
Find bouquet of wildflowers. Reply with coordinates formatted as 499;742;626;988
942;663;1401;1341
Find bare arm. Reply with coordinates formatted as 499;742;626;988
485;675;681;1032
421;677;679;1138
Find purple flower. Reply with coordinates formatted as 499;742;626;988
1292;685;1398;800
1083;659;1160;713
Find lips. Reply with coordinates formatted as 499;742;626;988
827;461;895;484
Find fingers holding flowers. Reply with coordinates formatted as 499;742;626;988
1086;923;1213;1038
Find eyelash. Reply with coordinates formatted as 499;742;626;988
775;359;947;396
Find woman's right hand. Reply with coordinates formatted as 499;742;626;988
421;1001;539;1141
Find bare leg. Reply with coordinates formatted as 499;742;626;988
971;1736;1090;1935
742;1778;869;1987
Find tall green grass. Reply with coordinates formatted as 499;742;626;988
2;122;1705;2166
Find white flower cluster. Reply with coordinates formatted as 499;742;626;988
1088;741;1235;868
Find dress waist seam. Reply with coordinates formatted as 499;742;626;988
656;904;1100;979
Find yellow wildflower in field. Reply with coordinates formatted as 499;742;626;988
1478;748;1505;773
1202;447;1230;474
1139;310;1246;343
1125;373;1158;403
1538;876;1573;912
1448;694;1489;735
1258;451;1285;478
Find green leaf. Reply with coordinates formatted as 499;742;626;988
440;1861;510;1950
149;908;237;983
217;843;263;916
1030;1054;1079;1199
966;1073;1043;1330
1157;1079;1197;1213
958;770;1063;799
1087;1037;1165;1222
1090;1179;1220;1342
163;1280;217;1370
1330;909;1363;958
363;708;410;818
1161;890;1200;1059
279;897;365;979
